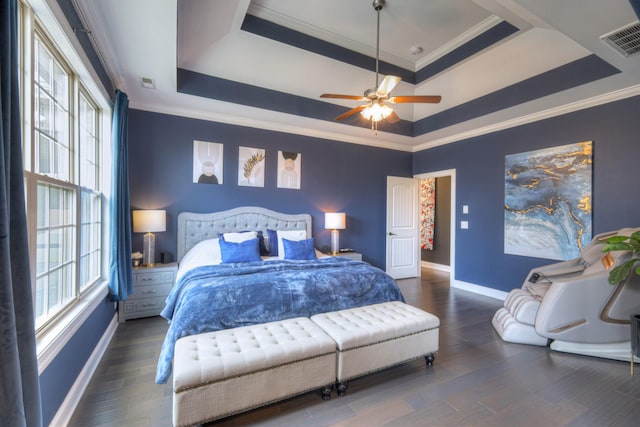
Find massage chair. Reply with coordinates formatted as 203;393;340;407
492;228;640;361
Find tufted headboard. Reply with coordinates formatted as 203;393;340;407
176;206;312;262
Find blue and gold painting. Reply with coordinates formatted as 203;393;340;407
504;141;592;260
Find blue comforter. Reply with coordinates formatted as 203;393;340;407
155;257;404;383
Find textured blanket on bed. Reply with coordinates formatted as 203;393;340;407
155;257;404;383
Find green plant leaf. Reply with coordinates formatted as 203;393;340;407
604;235;630;243
601;242;634;252
608;258;640;284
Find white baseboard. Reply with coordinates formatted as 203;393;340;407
421;261;450;272
452;279;508;301
48;313;118;427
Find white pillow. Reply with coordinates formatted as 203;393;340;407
176;238;222;282
276;229;307;259
221;231;257;242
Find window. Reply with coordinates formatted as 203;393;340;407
22;9;106;331
78;92;101;292
34;35;70;180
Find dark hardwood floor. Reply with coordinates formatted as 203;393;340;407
69;269;640;426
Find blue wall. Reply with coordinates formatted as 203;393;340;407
128;109;413;268
36;95;640;425
413;94;640;292
39;299;115;425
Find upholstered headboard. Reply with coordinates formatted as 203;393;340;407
176;206;312;261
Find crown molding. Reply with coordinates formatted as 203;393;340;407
412;83;640;152
129;100;415;152
74;0;127;91
246;3;414;70
415;15;504;71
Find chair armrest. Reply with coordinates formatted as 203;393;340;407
534;272;625;343
521;258;583;290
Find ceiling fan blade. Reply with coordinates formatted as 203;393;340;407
320;94;366;101
335;104;367;121
389;95;442;104
386;111;401;123
376;75;401;97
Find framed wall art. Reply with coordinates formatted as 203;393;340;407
504;141;592;260
193;140;223;184
277;150;301;189
238;146;265;187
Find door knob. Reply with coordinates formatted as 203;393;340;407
388;232;396;236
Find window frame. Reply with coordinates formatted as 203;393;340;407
19;0;112;358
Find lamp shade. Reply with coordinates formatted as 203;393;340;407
325;212;346;230
132;210;166;233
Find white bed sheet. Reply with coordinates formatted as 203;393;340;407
175;238;329;283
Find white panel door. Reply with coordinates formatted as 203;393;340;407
386;176;419;279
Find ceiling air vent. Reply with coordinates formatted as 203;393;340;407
601;21;640;57
139;76;156;89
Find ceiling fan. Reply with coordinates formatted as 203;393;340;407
320;0;441;131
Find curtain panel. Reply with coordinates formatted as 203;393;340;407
0;0;43;425
108;90;133;301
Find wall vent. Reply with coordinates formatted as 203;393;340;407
601;21;640;57
139;76;156;89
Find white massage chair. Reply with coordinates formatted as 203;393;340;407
492;228;640;361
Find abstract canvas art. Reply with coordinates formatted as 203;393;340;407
504;141;592;260
238;146;265;187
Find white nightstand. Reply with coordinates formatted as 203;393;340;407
118;262;177;322
328;251;362;261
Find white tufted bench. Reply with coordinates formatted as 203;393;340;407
172;317;336;427
310;301;440;396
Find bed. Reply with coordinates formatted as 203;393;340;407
155;206;404;384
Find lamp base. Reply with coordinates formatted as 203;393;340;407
143;232;156;266
330;229;340;255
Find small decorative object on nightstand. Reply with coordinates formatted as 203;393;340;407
118;262;177;322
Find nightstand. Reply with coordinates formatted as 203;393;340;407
329;251;362;261
118;262;177;322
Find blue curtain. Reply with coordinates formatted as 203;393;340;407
108;90;133;301
0;0;43;426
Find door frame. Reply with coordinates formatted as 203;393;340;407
414;169;456;287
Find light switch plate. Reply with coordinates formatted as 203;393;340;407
463;205;469;214
461;221;469;229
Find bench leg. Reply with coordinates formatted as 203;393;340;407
321;385;332;400
425;353;436;367
336;381;348;397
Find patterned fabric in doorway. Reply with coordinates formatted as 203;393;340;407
420;178;436;250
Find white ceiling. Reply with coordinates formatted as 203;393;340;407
75;0;640;151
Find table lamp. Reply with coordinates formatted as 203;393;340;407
325;212;346;255
132;210;166;266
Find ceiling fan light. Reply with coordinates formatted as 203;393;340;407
361;102;393;122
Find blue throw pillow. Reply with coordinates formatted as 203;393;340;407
282;238;317;260
219;237;261;263
267;229;278;257
219;231;269;256
256;231;269;256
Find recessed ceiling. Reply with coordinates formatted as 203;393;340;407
75;0;640;151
